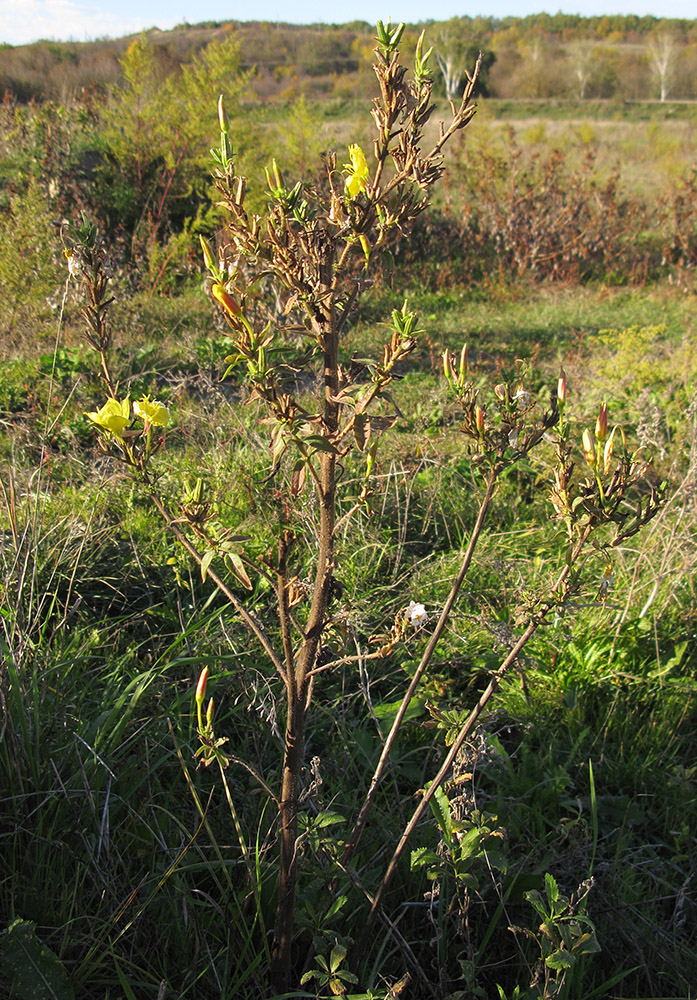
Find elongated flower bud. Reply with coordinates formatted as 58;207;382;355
212;283;241;316
442;349;452;381
195;667;209;707
557;371;566;405
599;563;614;595
603;427;616;475
206;698;214;727
582;428;596;468
218;94;228;133
200;235;216;272
459;343;468;384
475;405;485;436
595;402;608;441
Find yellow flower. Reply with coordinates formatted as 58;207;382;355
344;144;369;199
85;397;130;438
134;395;169;428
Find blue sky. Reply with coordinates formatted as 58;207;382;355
2;0;695;47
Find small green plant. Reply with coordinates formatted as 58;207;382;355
511;873;600;1000
301;940;359;997
411;782;507;899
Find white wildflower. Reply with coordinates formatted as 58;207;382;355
512;387;532;408
406;601;428;627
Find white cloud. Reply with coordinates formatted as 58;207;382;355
0;0;145;45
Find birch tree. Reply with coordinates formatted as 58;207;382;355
649;33;676;102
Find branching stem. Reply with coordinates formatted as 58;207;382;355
342;468;499;865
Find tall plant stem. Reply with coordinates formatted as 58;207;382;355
271;293;339;989
353;525;593;962
355;620;536;959
342;468;499;866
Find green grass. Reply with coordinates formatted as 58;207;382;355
2;274;695;998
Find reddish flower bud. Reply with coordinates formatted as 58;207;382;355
212;283;241;317
475;405;485;435
595;402;608;442
195;667;209;706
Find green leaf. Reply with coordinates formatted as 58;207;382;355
524;889;548;920
545;948;575;971
324;895;348;921
410;846;440;869
572;930;601;955
545;871;559;906
226;552;252;590
329;941;347;973
456;871;480;890
372;695;426;726
200;548;215;582
429;784;452;842
456;826;482;860
313;810;346;829
303;434;337;454
1;919;75;1000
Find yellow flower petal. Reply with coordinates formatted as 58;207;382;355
134;395;169;428
86;397;130;438
344;143;369;199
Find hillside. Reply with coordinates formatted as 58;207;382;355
2;14;697;102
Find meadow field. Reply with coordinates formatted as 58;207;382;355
1;19;696;1000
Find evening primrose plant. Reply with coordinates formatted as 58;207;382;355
62;23;665;995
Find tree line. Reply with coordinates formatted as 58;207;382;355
2;14;697;103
